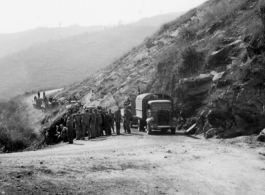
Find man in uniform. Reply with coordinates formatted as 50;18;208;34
82;109;91;140
104;111;112;136
66;110;74;144
114;107;122;135
109;109;115;134
73;111;83;140
43;91;46;99
96;109;102;137
124;107;132;134
90;109;96;139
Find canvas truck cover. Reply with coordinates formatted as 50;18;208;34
135;93;172;120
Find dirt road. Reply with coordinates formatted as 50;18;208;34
1;128;265;195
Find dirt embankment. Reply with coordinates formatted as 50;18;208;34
1;128;265;195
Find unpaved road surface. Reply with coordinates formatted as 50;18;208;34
1;128;265;195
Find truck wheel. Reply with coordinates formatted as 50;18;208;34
171;128;176;135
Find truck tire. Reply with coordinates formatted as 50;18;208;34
171;128;176;135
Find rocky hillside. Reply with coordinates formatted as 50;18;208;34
58;0;265;138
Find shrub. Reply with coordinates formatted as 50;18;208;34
179;25;197;41
178;46;205;75
155;45;179;75
0;99;35;152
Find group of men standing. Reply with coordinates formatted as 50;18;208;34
61;106;132;144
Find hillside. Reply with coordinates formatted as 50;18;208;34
0;13;182;100
58;0;265;138
0;25;105;59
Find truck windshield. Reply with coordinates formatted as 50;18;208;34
161;104;171;109
151;104;161;110
151;103;171;110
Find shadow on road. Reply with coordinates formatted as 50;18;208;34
121;132;144;136
152;131;200;139
89;137;107;141
71;143;85;145
130;128;201;139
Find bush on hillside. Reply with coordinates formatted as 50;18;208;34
179;25;197;41
0;128;31;152
0;99;36;152
179;46;205;75
155;45;179;75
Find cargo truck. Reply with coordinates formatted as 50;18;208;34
135;93;176;135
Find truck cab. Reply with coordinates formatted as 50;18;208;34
135;93;176;134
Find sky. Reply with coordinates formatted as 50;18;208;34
0;0;207;34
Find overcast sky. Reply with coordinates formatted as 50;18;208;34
0;0;206;34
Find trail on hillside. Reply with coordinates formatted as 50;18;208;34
21;89;63;133
1;128;265;195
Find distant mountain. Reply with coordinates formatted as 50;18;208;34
131;12;183;27
0;12;182;99
0;25;105;59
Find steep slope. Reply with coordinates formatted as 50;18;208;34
0;13;182;99
59;0;265;138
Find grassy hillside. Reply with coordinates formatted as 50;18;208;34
59;0;265;138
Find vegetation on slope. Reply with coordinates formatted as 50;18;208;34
0;99;37;152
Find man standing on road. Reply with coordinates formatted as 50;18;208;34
96;110;103;137
104;111;112;136
73;111;83;140
114;107;122;135
37;91;40;98
109;109;115;134
66;110;74;144
82;109;91;140
90;109;96;139
124;107;132;134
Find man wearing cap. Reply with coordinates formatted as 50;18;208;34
66;110;74;144
114;107;122;135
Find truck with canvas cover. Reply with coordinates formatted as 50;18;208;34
135;93;176;134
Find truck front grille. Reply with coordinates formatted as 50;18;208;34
157;110;169;125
